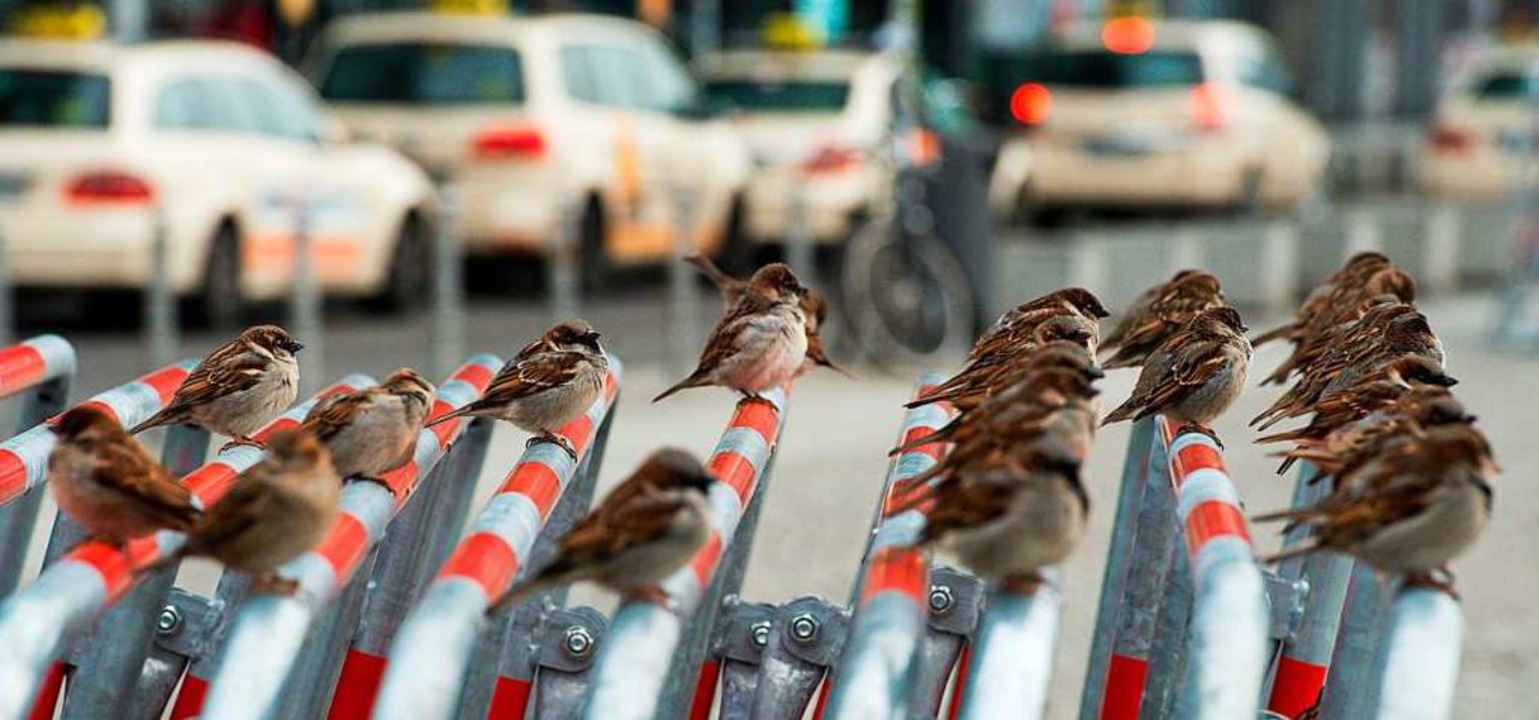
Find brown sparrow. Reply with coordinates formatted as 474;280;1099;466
1102;306;1251;441
1101;271;1226;369
970;288;1109;364
911;316;1100;410
1257;424;1495;595
1251;252;1390;349
300;368;436;480
141;430;340;594
1257;355;1457;448
907;341;1103;412
655;263;810;402
487;448;716;613
130;325;303;447
684;253;849;377
1278;386;1473;483
429;320;608;459
48;406;201;545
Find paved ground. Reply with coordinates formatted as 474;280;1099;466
9;284;1534;716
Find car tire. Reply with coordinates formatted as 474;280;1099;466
715;195;753;276
369;213;430;313
190;222;244;330
1234;169;1265;216
578;198;612;294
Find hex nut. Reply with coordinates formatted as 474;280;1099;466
563;625;595;658
156;605;183;636
789;613;820;644
750;620;772;648
928;585;955;614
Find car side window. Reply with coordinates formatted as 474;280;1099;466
260;74;323;141
153;78;203;129
560;46;600;104
195;77;266;134
561;44;645;109
1236;48;1296;97
635;37;696;114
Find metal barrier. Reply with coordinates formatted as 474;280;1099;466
0;336;77;596
188;357;498;720
1375;586;1461;720
955;570;1062;720
368;359;622;719
0;374;369;720
582;389;787;719
823;372;953;719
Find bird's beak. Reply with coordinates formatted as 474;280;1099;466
285;341;306;353
582;331;603;343
1437;375;1459;387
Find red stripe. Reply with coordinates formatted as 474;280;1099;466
428;415;459;447
316;513;371;579
557;413;595;451
689;533;724;587
26;661;66;720
812;677;830;720
862;547;927;603
168;673;209;720
947;644;973;719
437;532;520;598
1100;654;1149;720
456;363;495;392
1183;500;1251;551
253;416;302;444
733;400;781;443
883;477;935;518
0;346;47;397
900;426;947;461
141;365;192;404
0;448;26;503
183;462;242;504
327;649;388;720
689;659;722;720
378;461;421;504
1172;443;1226;484
487;676;533;720
1267;655;1329;718
504;462;563;519
707;451;757;505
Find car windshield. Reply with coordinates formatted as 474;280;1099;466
703;79;851;112
1475;71;1536;100
319;43;524;105
0;69;110;127
1018;49;1205;88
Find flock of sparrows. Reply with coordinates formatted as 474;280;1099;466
34;251;1497;612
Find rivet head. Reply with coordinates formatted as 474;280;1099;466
156;606;183;635
563;625;594;657
789;613;819;643
750;621;771;648
928;585;955;614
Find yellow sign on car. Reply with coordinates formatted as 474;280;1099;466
431;0;507;16
9;4;106;40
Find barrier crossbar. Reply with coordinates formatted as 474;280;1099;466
955;570;1062;720
581;388;787;719
1375;586;1461;720
369;359;622;720
823;372;954;719
193;357;500;720
0;335;77;597
0;373;371;720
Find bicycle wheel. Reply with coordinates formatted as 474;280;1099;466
843;216;975;368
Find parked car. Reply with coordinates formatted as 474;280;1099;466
311;12;753;286
986;18;1330;224
1418;45;1539;201
697;48;902;250
0;39;437;324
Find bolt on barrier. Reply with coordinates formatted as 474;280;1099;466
1375;585;1461;720
581;388;787;720
823;372;955;719
194;357;500;720
364;358;622;720
955;568;1062;720
0;335;77;596
907;565;983;714
0;374;370;720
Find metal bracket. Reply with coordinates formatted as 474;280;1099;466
150;588;222;661
1263;570;1309;641
534;606;609;674
713;596;778;665
926;565;986;636
772;595;850;668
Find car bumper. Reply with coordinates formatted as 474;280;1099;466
1417;148;1515;201
450;166;561;254
1022;140;1251;208
743;166;873;244
0;205;160;289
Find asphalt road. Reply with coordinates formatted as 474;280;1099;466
8;284;1533;717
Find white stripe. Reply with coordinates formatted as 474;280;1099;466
583;603;683;720
471;493;544;556
373;578;491;720
1175;469;1241;522
201;596;318;720
0;561;110;718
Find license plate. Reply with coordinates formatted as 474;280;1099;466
0;172;28;200
1081;135;1153;157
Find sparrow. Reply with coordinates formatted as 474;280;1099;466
1100;271;1226;369
1102;306;1251;441
970;288;1109;364
1256;424;1495;596
913;458;1088;592
655;263;810;402
906;341;1102;412
138;430;340;594
428;320;608;459
910;316;1100;410
1251;252;1390;349
1277;386;1473;483
683;253;850;378
1260;268;1419;386
300;368;436;480
1256;354;1457;448
48;405;201;546
130;325;303;447
893;367;1099;458
487;448;716;614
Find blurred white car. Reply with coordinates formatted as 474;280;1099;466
311;12;752;285
697;49;902;247
0;39;437;324
1418;46;1538;201
989;19;1330;223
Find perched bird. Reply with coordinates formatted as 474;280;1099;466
1251;252;1390;349
139;430;340;594
686;253;851;379
1276;386;1473;483
914;458;1088;592
969;288;1109;364
909;316;1100;410
1100;271;1226;369
906;340;1102;412
488;448;716;613
130;325;304;447
300;368;436;480
655;264;810;402
1256;424;1495;595
48;406;201;545
1102;306;1252;441
428;320;608;459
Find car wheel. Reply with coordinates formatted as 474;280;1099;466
1235;169;1265;216
578;198;612;294
715;195;753;276
191;223;244;330
370;213;430;313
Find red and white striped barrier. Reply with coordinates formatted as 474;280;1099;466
356;359;621;720
824;372;954;718
582;389;788;720
0;360;192;508
0;336;75;402
194;357;500;720
1158;418;1267;719
0;374;372;720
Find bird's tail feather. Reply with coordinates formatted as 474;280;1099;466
127;407;176;436
486;573;570;616
684;253;735;288
1250;323;1295;348
1256;540;1318;565
426;404;477;428
652;372;710;403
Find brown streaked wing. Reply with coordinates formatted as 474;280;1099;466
96;442;199;527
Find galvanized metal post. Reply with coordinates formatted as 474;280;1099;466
532;607;610;717
1316;562;1392;719
907;566;983;714
432;182;466;379
145;207;177;367
270;545;382;717
712;599;775;718
1375;586;1461;720
133;587;223;720
956;571;1063;720
669;185;701;374
1268;465;1352;718
748;596;850;720
166;573;254;720
1079;416;1154;720
786;181;815;282
549;200;581;324
292;195;324;396
1141;542;1191;720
